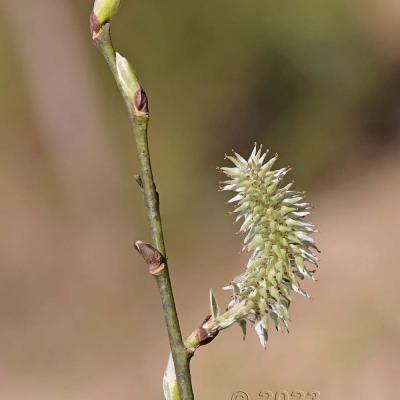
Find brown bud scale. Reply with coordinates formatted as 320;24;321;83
90;12;101;40
135;241;165;275
134;89;149;116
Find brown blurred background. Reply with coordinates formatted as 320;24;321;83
0;0;399;399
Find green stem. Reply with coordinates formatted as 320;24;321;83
92;23;194;400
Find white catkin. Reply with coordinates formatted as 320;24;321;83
220;145;319;347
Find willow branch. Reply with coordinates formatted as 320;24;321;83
90;15;194;400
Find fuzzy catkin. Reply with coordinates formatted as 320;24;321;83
221;145;319;346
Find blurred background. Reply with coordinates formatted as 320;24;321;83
0;0;399;399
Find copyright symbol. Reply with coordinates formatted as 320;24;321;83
231;391;249;400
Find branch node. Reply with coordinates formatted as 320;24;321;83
134;174;144;189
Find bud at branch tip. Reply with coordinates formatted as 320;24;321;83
90;0;120;39
94;0;120;24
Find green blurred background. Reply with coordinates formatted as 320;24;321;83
0;0;399;399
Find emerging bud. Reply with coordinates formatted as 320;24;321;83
93;0;120;25
116;53;149;116
163;355;180;400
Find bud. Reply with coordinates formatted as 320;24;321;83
134;88;149;115
134;241;165;275
116;53;148;115
163;355;179;400
93;0;120;25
